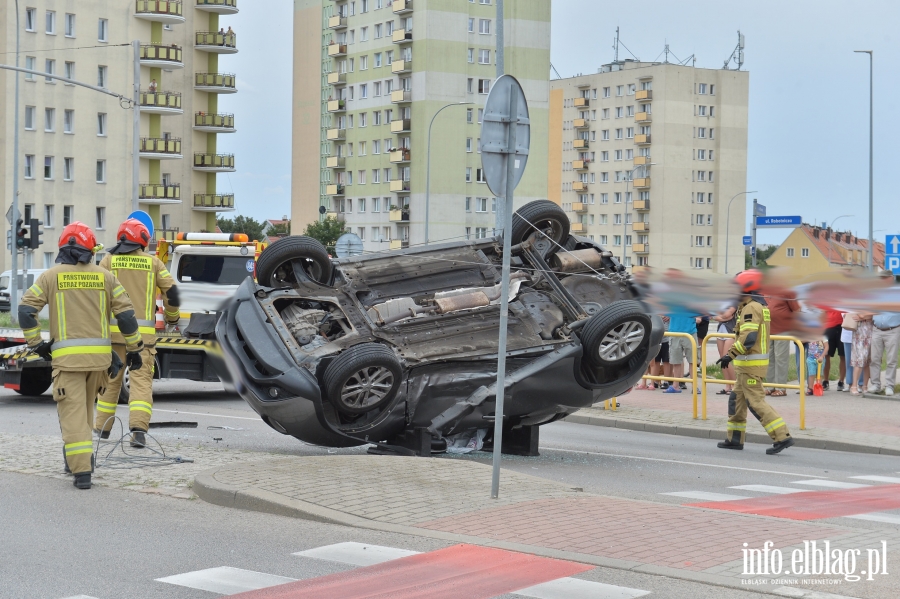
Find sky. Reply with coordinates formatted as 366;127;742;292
229;1;899;247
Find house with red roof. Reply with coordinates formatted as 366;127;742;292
767;223;885;276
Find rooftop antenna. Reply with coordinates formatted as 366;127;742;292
664;41;669;63
613;26;619;62
550;62;562;80
723;30;745;70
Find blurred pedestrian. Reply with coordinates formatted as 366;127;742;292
713;303;737;395
665;313;698;393
822;309;846;391
648;316;671;390
847;313;873;395
765;289;800;397
807;336;827;395
869;310;900;395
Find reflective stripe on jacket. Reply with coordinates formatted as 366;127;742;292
101;250;177;344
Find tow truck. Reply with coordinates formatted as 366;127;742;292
0;232;266;399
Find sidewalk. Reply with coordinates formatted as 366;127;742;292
565;383;900;456
195;455;900;598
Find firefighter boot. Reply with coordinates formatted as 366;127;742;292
717;437;744;450
130;429;146;448
73;473;91;489
766;437;795;455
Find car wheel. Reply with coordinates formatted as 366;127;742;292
14;368;51;396
323;344;402;415
256;236;332;288
580;301;652;368
509;200;570;254
118;366;131;405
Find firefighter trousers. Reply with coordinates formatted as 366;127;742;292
94;344;156;433
726;373;791;444
55;369;108;475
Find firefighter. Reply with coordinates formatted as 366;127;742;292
716;269;794;454
93;218;180;447
19;222;144;490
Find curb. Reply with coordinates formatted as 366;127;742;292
563;413;900;456
193;465;786;597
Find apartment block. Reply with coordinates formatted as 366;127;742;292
0;0;239;274
549;60;749;273
292;0;550;251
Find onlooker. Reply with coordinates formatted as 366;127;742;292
148;78;158;93
647;316;671;390
841;327;865;391
766;289;800;397
665;313;698;393
847;313;873;395
869;310;900;395
807;336;828;395
713;304;737;395
696;315;710;373
822;309;846;391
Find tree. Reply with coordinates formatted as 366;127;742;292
745;245;778;269
302;216;346;254
269;220;291;236
217;215;266;242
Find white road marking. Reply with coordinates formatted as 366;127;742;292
294;542;419;566
660;491;750;501
849;475;900;484
60;596;100;599
514;577;650;599
846;513;900;525
153;409;260;421
542;446;829;478
774;585;871;598
729;484;808;494
156;566;295;594
790;480;870;489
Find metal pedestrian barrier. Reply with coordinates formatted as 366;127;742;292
700;333;807;429
627;332;700;418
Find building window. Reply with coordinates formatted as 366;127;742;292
467;48;474;63
801;248;810;258
616;85;624;96
476;168;486;183
24;106;36;130
45;59;55;83
44;108;55;132
64;13;75;37
44;205;54;227
479;19;491;34
64;61;75;82
466;138;473;152
97;113;107;136
786;248;795;257
25;56;36;80
615;107;623;118
97;65;107;88
475;227;488;239
95;207;106;230
63;205;74;226
479;49;490;64
98;18;108;42
468;18;474;33
44;156;54;179
466;167;472;182
45;10;56;35
96;160;106;183
24;155;35;179
25;8;37;31
696;214;704;225
698;83;707;94
478;79;491;94
476;198;488;212
59;157;74;181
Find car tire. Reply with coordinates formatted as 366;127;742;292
323;344;403;416
256;236;332;288
509;200;570;253
118;366;131;405
580;301;652;368
14;368;52;396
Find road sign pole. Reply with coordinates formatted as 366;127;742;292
751;199;758;268
491;89;518;500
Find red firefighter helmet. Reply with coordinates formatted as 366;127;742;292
58;221;97;251
735;269;763;294
116;218;151;248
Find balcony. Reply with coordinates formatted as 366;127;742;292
193;112;235;133
328;43;348;57
139;91;182;115
326;156;345;169
327;99;347;113
139;44;183;69
634;199;650;211
195;31;238;54
573;159;589;170
157;228;180;241
633;155;651;165
135;1;185;24
139;137;182;159
194;72;237;93
634;134;651;145
390;239;410;250
572;181;588;192
392;29;413;44
633;177;651;189
632;243;649;254
139;183;181;204
389;208;410;222
326;184;345;197
390;180;410;193
574;97;589;108
573;139;589;149
328;15;347;30
326;128;345;141
393;0;412;14
572;202;587;213
573;118;588;129
571;222;586;234
327;72;346;86
391;59;412;74
390;118;411;133
193;194;235;211
635;112;651;123
193;153;235;172
636;89;652;101
391;89;412;103
632;222;650;232
390;149;411;163
195;0;238;14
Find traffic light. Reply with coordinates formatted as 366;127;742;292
5;229;11;251
15;219;27;249
28;219;43;249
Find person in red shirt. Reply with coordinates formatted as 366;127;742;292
822;309;846;391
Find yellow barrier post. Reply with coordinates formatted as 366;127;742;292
641;331;698;419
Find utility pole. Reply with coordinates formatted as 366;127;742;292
494;0;505;235
10;0;22;323
751;198;757;267
133;40;142;212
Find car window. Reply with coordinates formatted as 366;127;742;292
0;276;8;290
176;255;252;285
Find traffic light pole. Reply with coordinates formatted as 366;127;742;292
10;0;22;323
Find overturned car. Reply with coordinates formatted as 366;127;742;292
216;200;663;454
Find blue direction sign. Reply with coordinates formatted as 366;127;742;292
886;235;900;275
754;203;767;217
756;216;802;228
742;236;752;246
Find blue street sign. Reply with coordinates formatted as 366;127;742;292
742;236;752;246
754;203;767;217
756;216;801;228
886;235;900;275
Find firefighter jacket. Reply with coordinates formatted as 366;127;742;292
19;263;142;371
728;295;771;377
100;250;178;345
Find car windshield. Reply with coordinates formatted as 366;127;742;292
0;276;8;291
177;255;253;285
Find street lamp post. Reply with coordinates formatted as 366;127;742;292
854;50;874;271
724;190;757;274
826;214;854;266
10;0;22;323
622;162;655;268
424;102;473;245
